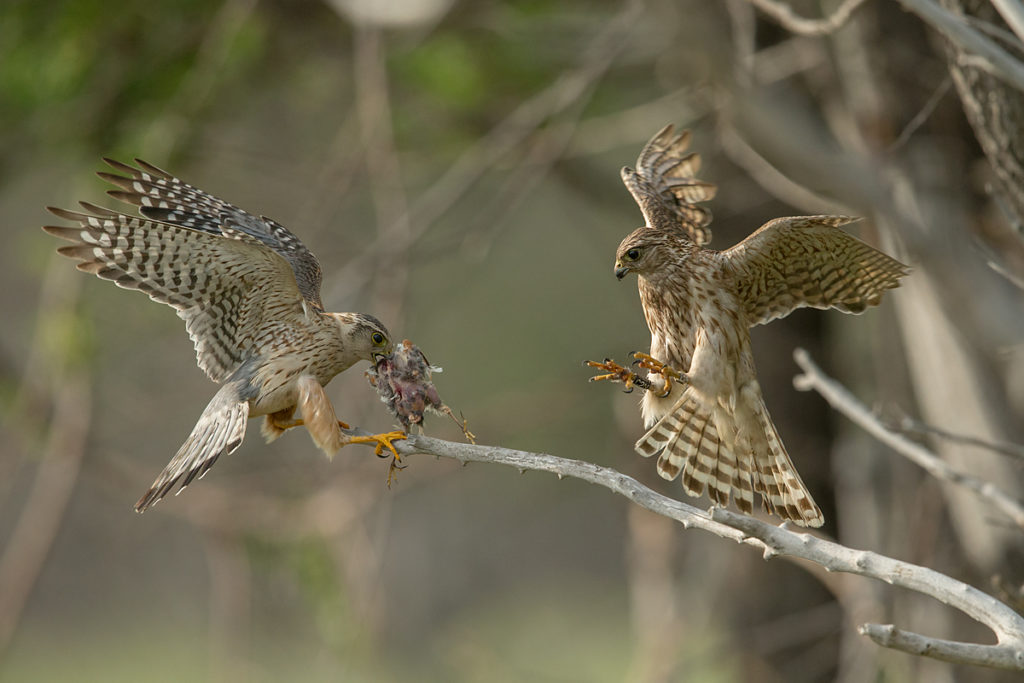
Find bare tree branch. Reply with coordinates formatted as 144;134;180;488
718;124;852;214
746;0;871;36
897;0;1024;93
327;0;642;303
389;433;1024;670
887;406;1024;461
886;76;953;153
0;372;91;657
792;348;1024;530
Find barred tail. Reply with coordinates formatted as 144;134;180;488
636;389;755;516
753;398;824;527
135;381;249;512
635;388;823;527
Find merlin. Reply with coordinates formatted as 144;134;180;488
45;159;407;511
589;125;908;527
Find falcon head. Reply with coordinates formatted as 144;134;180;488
614;227;682;280
337;313;393;364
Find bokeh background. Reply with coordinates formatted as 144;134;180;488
2;0;1023;681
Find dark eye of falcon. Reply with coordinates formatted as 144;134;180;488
625;248;641;261
372;332;385;345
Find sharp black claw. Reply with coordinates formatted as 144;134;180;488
658;388;671;398
622;386;635;394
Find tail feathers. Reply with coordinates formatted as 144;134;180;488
635;389;755;516
754;403;824;527
135;383;249;512
634;388;822;526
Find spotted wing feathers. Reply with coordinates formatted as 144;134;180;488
99;158;324;309
621;124;717;245
723;216;909;327
44;204;304;382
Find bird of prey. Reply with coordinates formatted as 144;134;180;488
588;125;908;527
45;159;407;511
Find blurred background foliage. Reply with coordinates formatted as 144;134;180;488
1;0;1022;681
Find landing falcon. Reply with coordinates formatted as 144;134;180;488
45;159;406;511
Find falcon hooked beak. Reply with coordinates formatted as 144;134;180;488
615;262;630;279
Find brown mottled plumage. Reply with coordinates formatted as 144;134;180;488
44;159;407;511
611;125;908;527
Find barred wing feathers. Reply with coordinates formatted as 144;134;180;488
621;124;717;245
720;216;909;327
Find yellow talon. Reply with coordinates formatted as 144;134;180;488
342;430;408;487
347;430;407;458
585;358;639;387
386;456;407;488
631;352;684;397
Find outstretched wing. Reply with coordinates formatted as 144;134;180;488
719;215;909;327
98;158;325;310
621;124;717;245
44;203;307;382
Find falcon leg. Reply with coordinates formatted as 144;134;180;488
631;352;686;398
584;358;653;393
263;409;350;443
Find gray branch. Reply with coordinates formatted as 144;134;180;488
745;0;870;36
898;0;1024;93
390;432;1024;671
792;348;1024;530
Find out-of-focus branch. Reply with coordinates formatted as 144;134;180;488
390;433;1024;671
990;0;1024;45
0;371;91;657
897;0;1024;92
886;77;952;153
792;348;1024;530
718;124;852;214
746;0;871;36
353;26;412;328
144;0;259;161
327;0;642;302
886;406;1024;461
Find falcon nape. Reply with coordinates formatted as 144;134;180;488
45;159;407;511
587;125;909;528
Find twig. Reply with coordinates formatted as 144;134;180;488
792;348;1024;530
886;406;1024;461
897;0;1024;93
326;0;642;303
746;0;871;36
718;124;852;214
389;433;1024;670
886;77;952;153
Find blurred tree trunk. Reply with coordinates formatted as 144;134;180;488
941;0;1024;228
